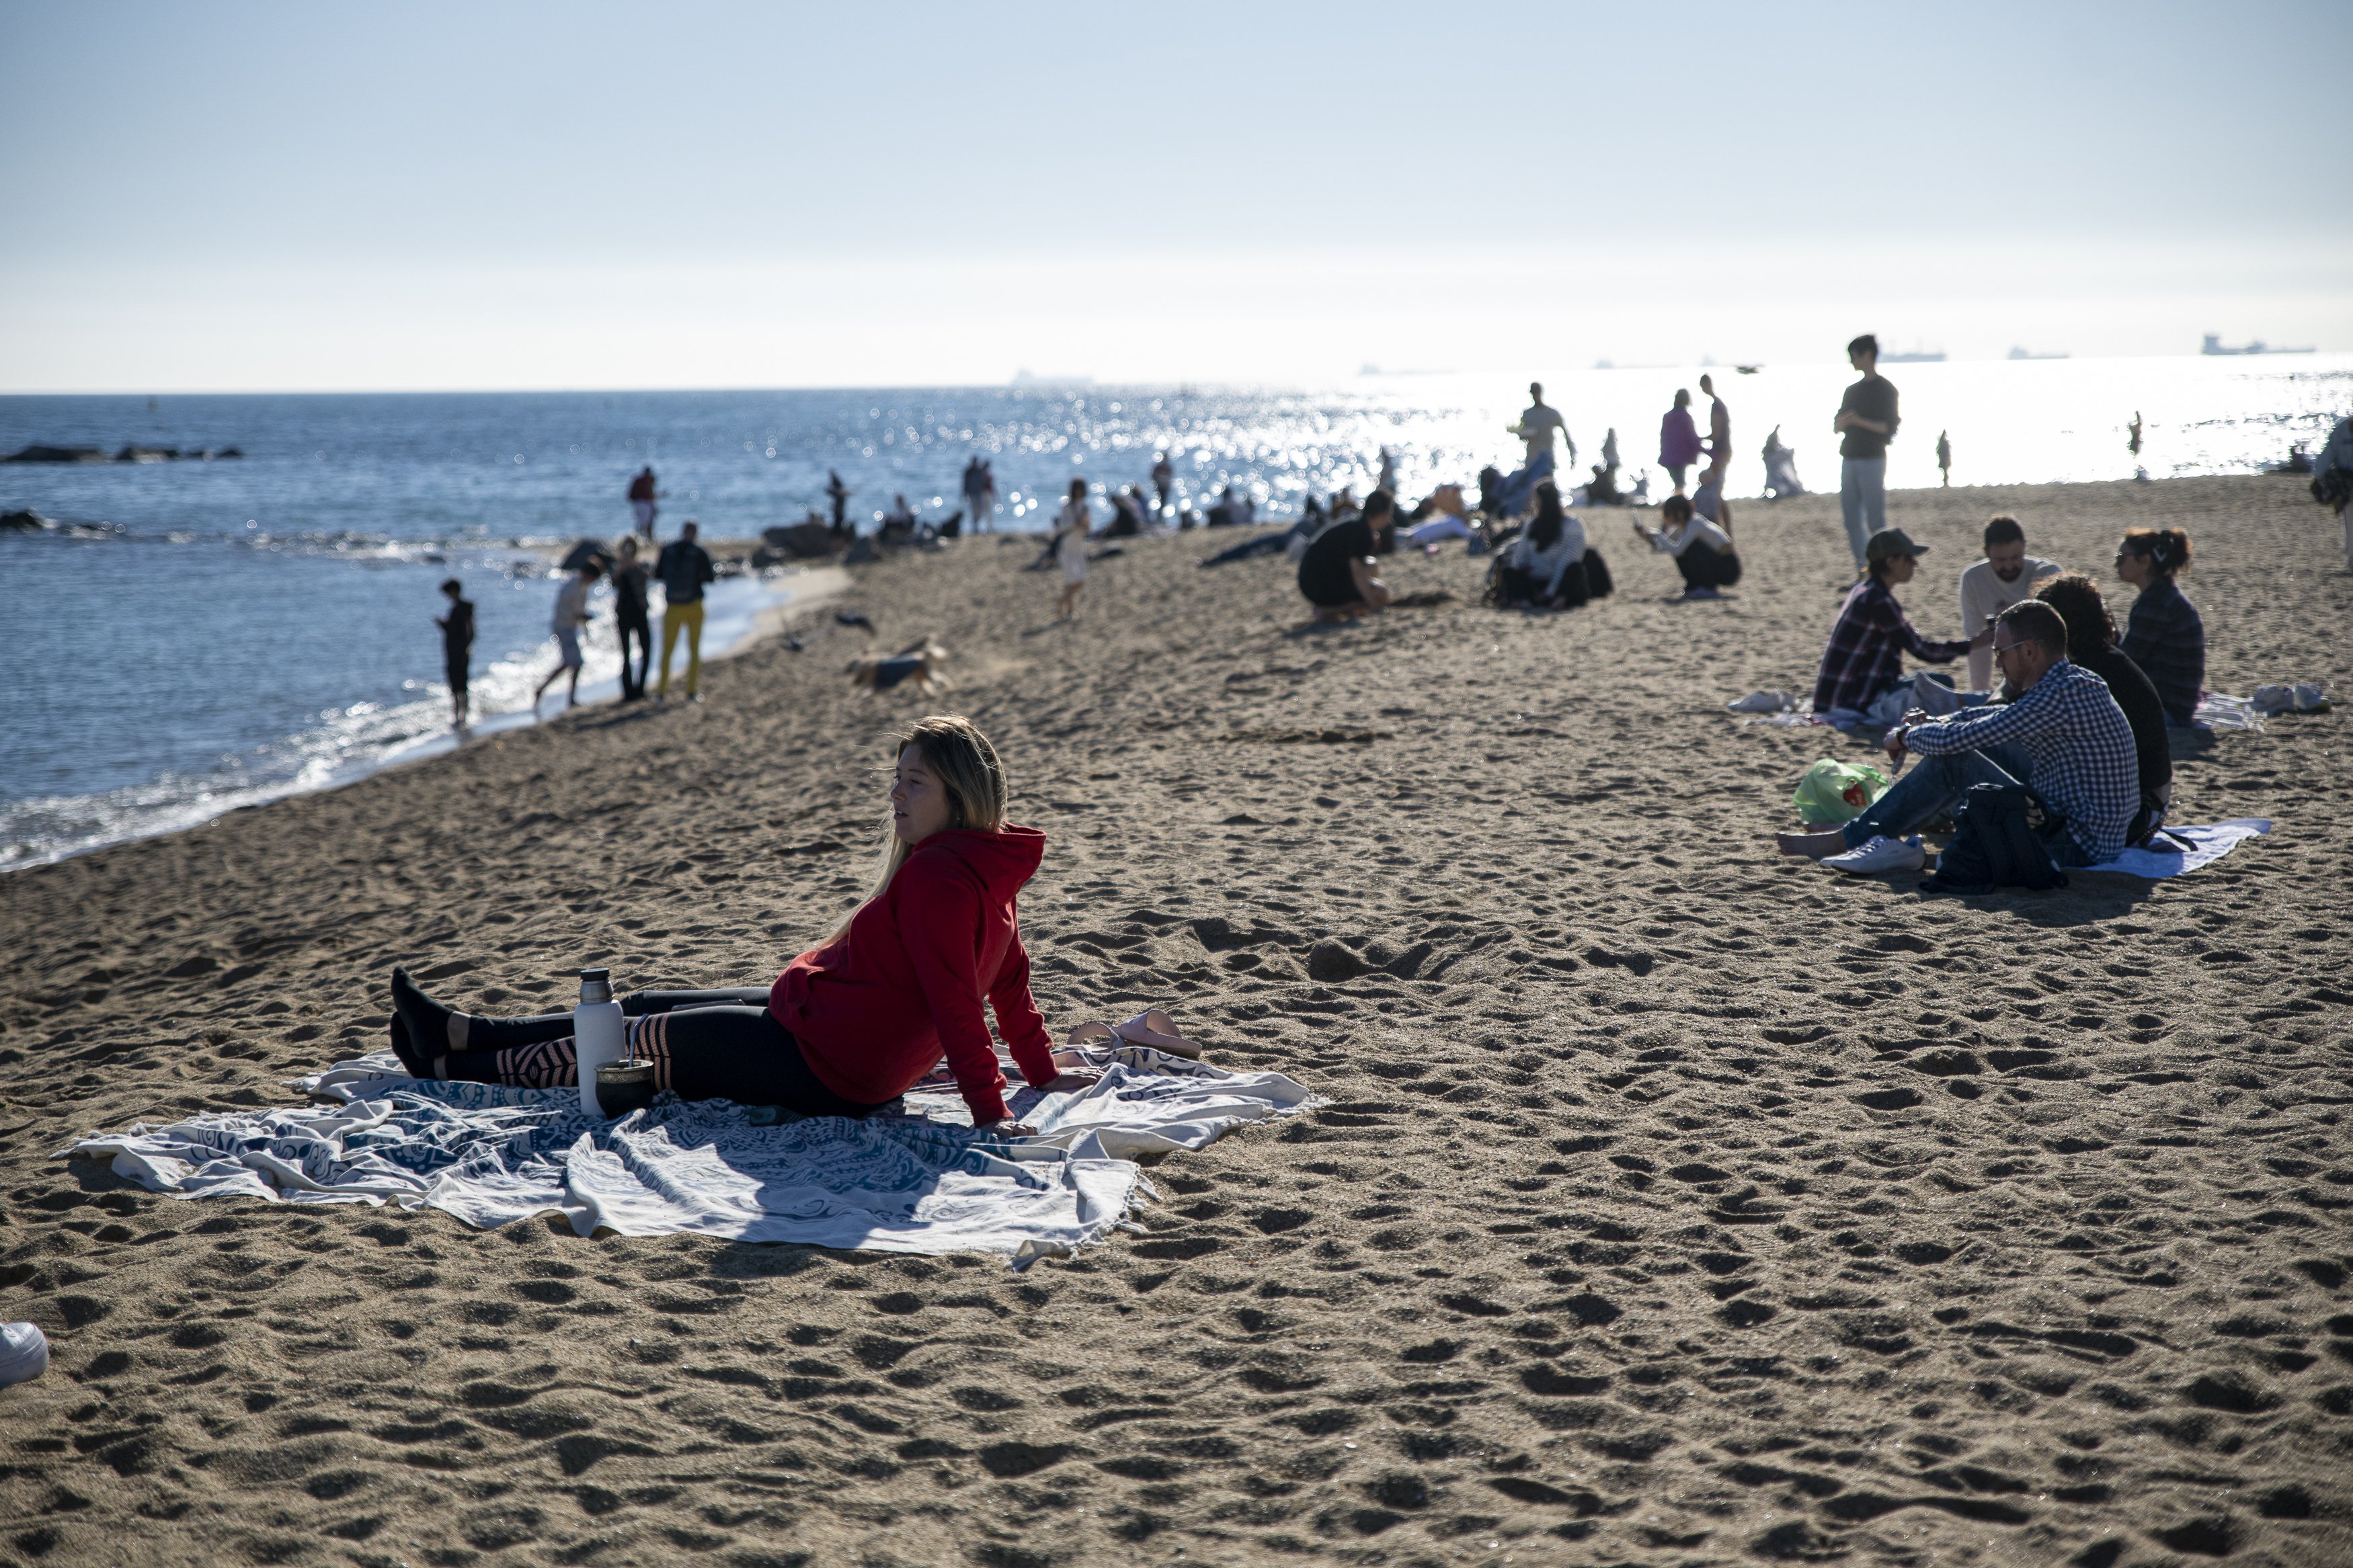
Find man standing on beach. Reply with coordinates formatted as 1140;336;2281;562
1936;430;1952;487
961;457;996;534
1833;334;1900;569
655;520;717;702
1151;452;1174;522
1698;374;1731;476
627;466;657;540
826;470;852;537
1501;382;1574;515
436;577;474;727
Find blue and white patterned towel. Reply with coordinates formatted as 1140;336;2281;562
62;1046;1316;1267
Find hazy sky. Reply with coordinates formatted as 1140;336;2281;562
4;0;2346;390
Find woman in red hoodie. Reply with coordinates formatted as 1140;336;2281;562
386;716;1097;1132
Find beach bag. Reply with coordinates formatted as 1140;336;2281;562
1792;758;1890;825
1919;783;2068;895
1582;546;1613;599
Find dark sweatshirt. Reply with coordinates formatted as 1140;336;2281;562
2120;577;2205;726
2076;644;2171;841
1838;374;1901;460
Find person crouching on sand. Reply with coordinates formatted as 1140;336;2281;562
386;716;1104;1135
1632;494;1740;600
531;559;599;713
1297;488;1394;622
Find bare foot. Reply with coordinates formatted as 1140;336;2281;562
1775;829;1851;859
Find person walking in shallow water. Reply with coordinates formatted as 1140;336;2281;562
1937;430;1952;487
612;536;652;701
627;466;657;540
1834;333;1901;570
826;470;852;537
436;577;474;727
532;559;599;713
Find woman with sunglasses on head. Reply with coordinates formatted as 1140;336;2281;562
386;716;1099;1135
2114;528;2204;727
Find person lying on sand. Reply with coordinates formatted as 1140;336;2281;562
1296;488;1394;622
386;716;1101;1134
1812;527;1991;723
1777;601;2139;874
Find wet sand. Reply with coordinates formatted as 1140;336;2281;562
2;474;2348;1567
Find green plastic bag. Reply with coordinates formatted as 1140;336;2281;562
1792;757;1890;825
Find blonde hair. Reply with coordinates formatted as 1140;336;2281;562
828;715;1008;940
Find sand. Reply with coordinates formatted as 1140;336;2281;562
2;474;2348;1568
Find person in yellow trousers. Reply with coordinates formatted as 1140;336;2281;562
655;520;717;701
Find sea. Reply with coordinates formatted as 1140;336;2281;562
3;353;2346;870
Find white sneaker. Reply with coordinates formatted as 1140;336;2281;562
1726;689;1792;714
1823;834;1925;874
0;1322;48;1389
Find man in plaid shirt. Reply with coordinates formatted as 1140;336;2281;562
1781;601;2138;867
1812;528;1988;717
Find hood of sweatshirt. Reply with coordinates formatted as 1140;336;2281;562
908;824;1045;899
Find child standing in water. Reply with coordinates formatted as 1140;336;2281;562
436;577;474;727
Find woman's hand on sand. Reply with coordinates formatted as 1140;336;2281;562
973;1117;1037;1137
1041;1070;1103;1094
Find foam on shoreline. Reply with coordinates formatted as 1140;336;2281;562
0;566;836;872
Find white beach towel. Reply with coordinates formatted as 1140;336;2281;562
2079;819;2270;878
61;1045;1315;1268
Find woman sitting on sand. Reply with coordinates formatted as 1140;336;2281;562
387;716;1100;1134
2115;527;2204;727
1811;527;1991;722
2034;572;2171;845
1492;482;1592;610
1631;493;1740;600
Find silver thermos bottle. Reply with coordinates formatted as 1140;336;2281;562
573;968;626;1115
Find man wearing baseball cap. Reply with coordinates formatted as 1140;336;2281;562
1780;599;2138;875
1810;527;1991;723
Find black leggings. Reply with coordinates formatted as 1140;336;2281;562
1676;542;1742;589
618;612;652;696
446;987;883;1117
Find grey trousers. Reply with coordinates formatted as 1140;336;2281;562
1840;458;1886;567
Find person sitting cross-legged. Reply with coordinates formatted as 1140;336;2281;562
1776;600;2139;874
1811;527;1992;727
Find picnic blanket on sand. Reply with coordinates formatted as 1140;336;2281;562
2081;818;2270;879
62;1043;1315;1268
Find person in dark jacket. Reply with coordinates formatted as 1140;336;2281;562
655;520;718;700
435;578;474;727
386;717;1103;1134
2115;528;2204;725
611;536;652;700
2035;573;2171;845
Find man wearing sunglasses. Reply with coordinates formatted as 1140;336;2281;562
1778;600;2137;874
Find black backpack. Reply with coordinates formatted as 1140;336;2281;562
1919;783;2069;895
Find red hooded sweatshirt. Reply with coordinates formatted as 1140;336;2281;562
768;824;1057;1124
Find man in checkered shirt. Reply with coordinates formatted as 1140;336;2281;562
1780;600;2139;867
